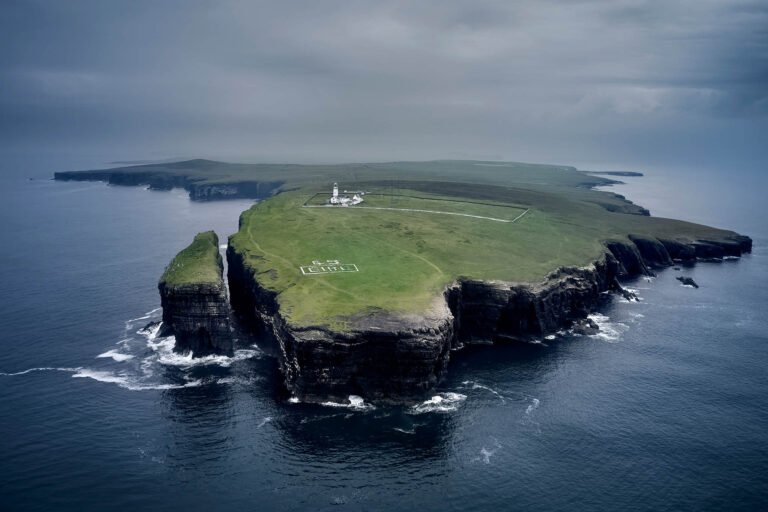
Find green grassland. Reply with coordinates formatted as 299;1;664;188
160;231;223;286
64;158;736;329
230;178;734;330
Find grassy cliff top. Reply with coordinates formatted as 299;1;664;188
229;178;738;330
62;158;742;329
160;231;223;286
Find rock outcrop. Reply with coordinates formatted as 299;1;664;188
159;232;232;356
227;232;751;403
676;276;699;288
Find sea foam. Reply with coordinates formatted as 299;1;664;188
321;395;375;411
96;350;134;362
411;392;467;414
586;313;629;343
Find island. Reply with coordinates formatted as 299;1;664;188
56;159;751;403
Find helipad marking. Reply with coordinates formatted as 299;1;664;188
300;260;359;275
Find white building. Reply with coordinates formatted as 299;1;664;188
329;182;364;206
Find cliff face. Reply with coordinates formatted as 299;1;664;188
227;233;752;403
159;281;232;356
449;256;620;344
159;232;233;356
54;170;283;202
227;246;453;402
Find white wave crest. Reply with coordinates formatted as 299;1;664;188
71;369;203;391
525;398;540;415
125;308;162;327
468;382;506;403
411;392;467;414
257;416;272;428
96;349;134;362
0;367;81;376
138;321;164;341
321;395;376;411
156;348;261;368
142;327;262;368
587;313;629;343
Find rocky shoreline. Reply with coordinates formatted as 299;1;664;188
224;233;752;404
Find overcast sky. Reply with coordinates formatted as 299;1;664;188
1;0;766;169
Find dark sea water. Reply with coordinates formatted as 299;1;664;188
1;156;767;511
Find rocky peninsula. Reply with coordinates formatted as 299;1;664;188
56;159;752;404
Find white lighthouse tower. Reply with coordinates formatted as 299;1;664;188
330;183;340;204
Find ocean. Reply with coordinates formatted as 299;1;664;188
1;156;767;511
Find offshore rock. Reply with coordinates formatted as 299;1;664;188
572;317;600;336
159;232;232;356
676;276;700;288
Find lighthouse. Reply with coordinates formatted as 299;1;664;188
328;182;364;206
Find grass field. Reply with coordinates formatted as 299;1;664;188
64;158;736;329
160;231;223;286
230;177;738;330
303;191;529;222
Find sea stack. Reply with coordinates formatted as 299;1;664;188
158;231;232;356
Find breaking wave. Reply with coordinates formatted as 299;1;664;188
460;381;507;403
96;349;134;362
410;392;467;414
321;395;376;411
0;367;81;377
3;307;264;392
586;313;629;343
72;369;204;391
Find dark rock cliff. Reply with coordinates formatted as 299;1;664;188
54;170;283;202
227;246;453;403
159;281;233;356
227;232;752;403
159;234;233;356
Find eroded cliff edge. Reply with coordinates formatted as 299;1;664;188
227;233;751;404
159;231;232;356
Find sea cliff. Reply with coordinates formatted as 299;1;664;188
159;232;232;356
54;160;283;202
227;233;751;403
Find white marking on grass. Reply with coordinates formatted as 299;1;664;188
302;205;530;223
510;208;530;223
300;260;359;275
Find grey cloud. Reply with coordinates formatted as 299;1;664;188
0;0;765;168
